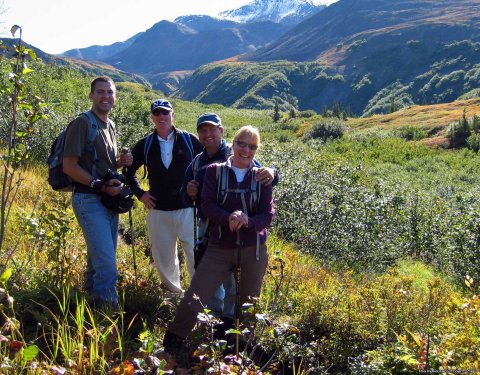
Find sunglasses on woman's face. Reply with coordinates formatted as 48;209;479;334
152;109;171;116
234;140;258;151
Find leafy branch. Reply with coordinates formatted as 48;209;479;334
0;25;47;262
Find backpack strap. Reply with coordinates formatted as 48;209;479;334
179;130;194;162
249;167;261;214
83;111;99;178
250;168;261;259
191;153;203;179
142;133;155;179
215;163;262;259
216;163;229;206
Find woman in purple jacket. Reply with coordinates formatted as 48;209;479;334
163;125;274;352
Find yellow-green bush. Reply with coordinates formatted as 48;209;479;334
261;238;476;372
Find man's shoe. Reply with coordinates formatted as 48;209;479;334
213;317;234;340
160;286;184;299
163;330;184;354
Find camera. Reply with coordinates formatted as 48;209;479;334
100;169;134;214
103;169;126;184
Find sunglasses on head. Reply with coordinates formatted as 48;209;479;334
152;109;171;116
234;140;258;151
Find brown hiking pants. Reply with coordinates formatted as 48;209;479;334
168;243;268;338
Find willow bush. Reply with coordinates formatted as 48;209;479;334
260;140;480;283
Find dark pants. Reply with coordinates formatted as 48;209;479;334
168;243;268;338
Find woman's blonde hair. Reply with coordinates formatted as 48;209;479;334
233;125;261;147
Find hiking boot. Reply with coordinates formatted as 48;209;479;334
163;330;185;354
160;286;184;299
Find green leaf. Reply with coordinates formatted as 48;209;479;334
15;144;26;152
22;345;39;363
18;103;33;110
27;49;37;61
225;328;242;335
0;268;13;284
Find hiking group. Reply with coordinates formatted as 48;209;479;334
56;76;278;356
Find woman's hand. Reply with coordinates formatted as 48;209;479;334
228;210;248;231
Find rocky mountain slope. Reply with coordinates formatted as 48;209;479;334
174;0;480;115
61;33;142;61
220;0;324;24
104;17;286;76
59;0;324;90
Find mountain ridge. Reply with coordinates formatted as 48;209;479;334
60;0;324;86
219;0;324;24
173;0;480;115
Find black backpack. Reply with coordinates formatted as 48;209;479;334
47;111;99;192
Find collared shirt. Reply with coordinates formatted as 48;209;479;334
157;131;174;168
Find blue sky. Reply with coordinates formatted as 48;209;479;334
0;0;337;54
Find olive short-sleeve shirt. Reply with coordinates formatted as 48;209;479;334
63;113;117;180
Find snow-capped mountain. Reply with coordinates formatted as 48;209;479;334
219;0;325;24
61;0;328;92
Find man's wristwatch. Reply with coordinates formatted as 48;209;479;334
89;178;104;192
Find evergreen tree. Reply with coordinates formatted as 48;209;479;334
272;100;280;122
472;114;480;134
448;109;471;148
345;106;355;118
461;108;471;140
289;106;296;119
390;96;398;113
332;101;342;119
322;105;331;118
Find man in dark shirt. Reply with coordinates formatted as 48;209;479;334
126;99;202;295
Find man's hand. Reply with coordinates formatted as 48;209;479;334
256;167;275;186
140;191;156;209
228;210;248;232
119;152;133;167
104;178;123;196
186;180;199;200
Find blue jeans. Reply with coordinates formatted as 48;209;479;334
72;192;119;306
207;273;236;319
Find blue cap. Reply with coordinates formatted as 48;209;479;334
151;99;173;112
197;112;222;129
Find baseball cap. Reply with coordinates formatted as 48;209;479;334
151;99;173;112
197;112;222;130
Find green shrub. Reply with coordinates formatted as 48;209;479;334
259;140;480;283
395;126;428;141
303;118;347;142
447;109;471;148
466;133;480;152
299;110;317;118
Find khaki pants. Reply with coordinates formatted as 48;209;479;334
147;208;195;293
168;243;268;338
